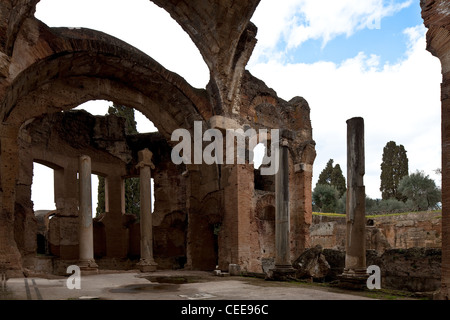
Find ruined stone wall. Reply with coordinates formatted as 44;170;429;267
310;211;442;251
311;212;443;292
0;1;316;276
217;71;316;274
324;248;441;292
19;111;191;272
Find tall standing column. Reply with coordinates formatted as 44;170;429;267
0;124;23;276
136;149;158;272
271;138;295;280
340;117;367;287
103;174;128;258
78;155;98;273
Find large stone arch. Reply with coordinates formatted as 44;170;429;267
0;0;260;116
0;15;213;274
0;1;317;277
2;19;211;134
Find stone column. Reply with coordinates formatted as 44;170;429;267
292;144;316;258
136;149;158;272
103;174;127;258
78;155;98;273
340;117;367;287
0;124;23;276
271;138;295;280
53;164;79;259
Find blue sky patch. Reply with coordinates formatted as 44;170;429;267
282;1;423;67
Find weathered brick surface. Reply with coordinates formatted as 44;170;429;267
311;212;442;251
0;1;315;275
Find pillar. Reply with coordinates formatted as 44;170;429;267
136;149;158;272
103;174;127;258
291;144;316;258
0;124;23;276
339;117;367;287
218;162;255;272
78;155;98;273
271;138;295;280
51;164;80;259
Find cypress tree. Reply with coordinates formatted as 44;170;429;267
96;174;106;217
316;159;346;197
331;164;346;197
317;159;334;186
380;141;409;201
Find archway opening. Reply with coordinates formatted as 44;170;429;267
31;163;56;212
254;143;275;192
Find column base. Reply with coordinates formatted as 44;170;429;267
78;259;99;275
137;259;158;272
266;265;296;281
338;268;368;290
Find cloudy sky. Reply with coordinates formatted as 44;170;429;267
32;0;442;211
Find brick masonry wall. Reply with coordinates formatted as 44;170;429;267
311;211;442;251
311;211;442;292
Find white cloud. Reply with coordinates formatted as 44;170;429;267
35;0;209;89
250;0;412;63
249;24;442;198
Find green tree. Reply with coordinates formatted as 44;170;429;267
312;184;339;213
317;159;334;185
96;104;141;218
317;159;346;197
398;170;441;211
335;191;346;214
124;177;141;218
380;141;409;201
96;174;106;217
331;164;346;197
107;103;138;134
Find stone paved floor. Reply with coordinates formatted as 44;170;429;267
0;270;377;301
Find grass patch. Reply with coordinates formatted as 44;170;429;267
361;287;428;300
313;210;441;219
265;276;424;300
312;212;346;217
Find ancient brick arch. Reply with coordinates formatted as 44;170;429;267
2;21;210;136
0;0;316;277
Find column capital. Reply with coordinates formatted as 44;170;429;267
136;148;155;170
280;138;289;147
294;163;313;173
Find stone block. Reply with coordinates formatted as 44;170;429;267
229;263;241;276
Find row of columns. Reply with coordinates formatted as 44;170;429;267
77;149;157;273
